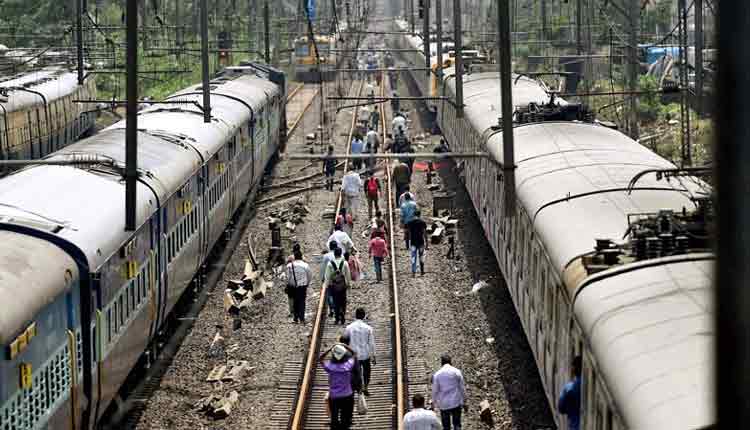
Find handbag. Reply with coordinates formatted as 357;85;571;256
357;393;368;415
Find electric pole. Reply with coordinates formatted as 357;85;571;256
695;0;704;113
264;0;270;63
436;0;443;81
200;0;212;123
627;0;639;140
452;0;463;117
423;0;430;78
125;0;138;231
498;0;515;216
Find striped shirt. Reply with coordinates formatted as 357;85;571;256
344;319;376;361
286;260;312;287
403;408;442;430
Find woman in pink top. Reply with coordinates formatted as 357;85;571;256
368;231;388;282
344;251;361;282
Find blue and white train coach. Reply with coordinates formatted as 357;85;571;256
0;62;286;429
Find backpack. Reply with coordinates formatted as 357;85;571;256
366;178;378;198
330;260;347;293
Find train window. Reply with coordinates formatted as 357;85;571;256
107;309;112;343
119;295;125;327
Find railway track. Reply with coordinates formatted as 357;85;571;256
266;64;411;428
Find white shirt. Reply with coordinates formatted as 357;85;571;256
392;116;406;133
431;364;466;410
403;408;442;430
345;319;376;361
341;172;362;196
366;130;379;146
328;230;354;252
286;260;312;287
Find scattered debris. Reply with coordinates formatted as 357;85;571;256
196;391;240;419
252;280;270;300
471;280;489;294
479;400;494;425
206;365;227;382
208;330;225;358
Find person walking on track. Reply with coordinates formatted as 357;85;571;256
432;354;467;430
351;134;364;170
328;223;356;254
368;230;388;282
364;174;381;219
369;106;381;132
398;184;416;208
406;209;428;276
403;393;441;430
336;207;354;237
321;241;339;317
399;193;418;250
324;145;337;191
320;342;361;430
392;160;411;207
286;247;312;323
341;169;363;219
324;247;352;324
345;308;376;396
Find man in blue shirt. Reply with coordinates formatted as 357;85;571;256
558;356;582;430
351;134;364;170
399;193;418;250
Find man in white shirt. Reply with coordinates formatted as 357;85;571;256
403;394;442;430
341;169;363;218
345;308;376;395
286;247;312;323
431;354;467;430
392;113;407;136
328;224;356;254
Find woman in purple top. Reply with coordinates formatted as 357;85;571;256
320;343;360;429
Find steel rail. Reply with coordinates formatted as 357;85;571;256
286;84;321;137
381;71;407;430
289;78;365;430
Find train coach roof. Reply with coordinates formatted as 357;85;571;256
487;122;706;273
458;73;554;123
574;256;714;429
0;68;80;112
0;231;78;345
0;163;157;270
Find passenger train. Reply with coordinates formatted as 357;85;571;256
0;62;286;430
0;67;97;163
437;70;714;429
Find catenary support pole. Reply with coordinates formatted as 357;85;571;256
125;0;138;231
435;0;443;81
498;0;515;215
452;0;463;117
627;0;639;139
264;0;271;63
695;0;704;113
423;0;430;78
200;0;211;123
76;0;84;84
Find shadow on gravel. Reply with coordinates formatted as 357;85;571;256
436;164;556;429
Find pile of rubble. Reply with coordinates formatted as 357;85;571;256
268;198;311;233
